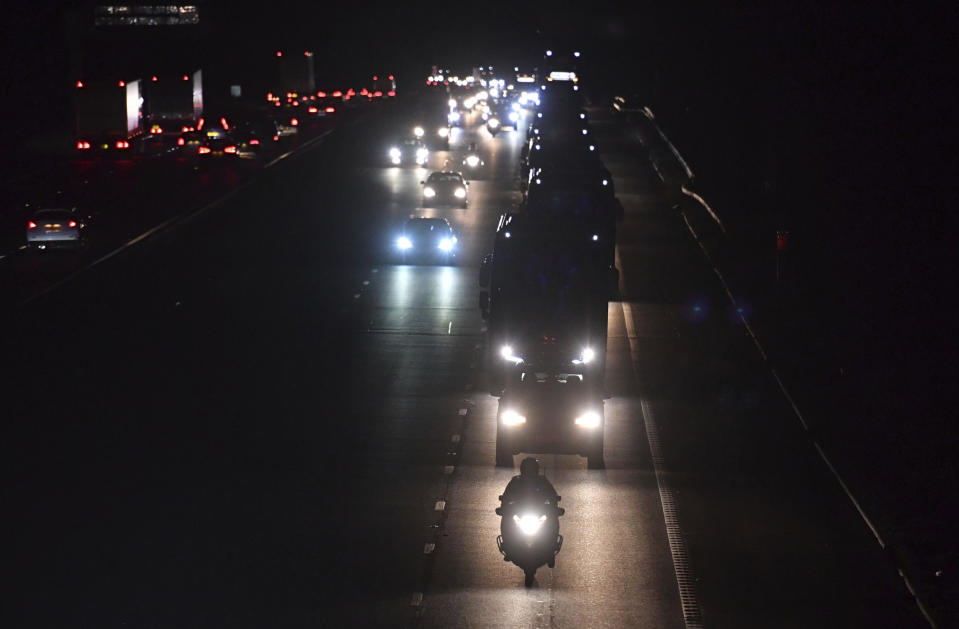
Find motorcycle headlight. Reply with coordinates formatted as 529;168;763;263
454;187;466;199
575;411;602;428
466;155;480;167
513;513;547;535
423;186;436;198
501;409;527;426
397;236;412;250
438;237;454;251
438;127;449;137
488;118;499;128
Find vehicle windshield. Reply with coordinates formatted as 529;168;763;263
427;173;461;183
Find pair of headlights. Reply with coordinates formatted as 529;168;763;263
397;236;456;251
500;408;602;428
501;345;595;365
423;187;466;199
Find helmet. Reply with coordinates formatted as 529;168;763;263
520;457;539;477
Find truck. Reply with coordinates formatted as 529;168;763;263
273;50;315;97
479;211;618;395
140;70;203;152
74;78;143;156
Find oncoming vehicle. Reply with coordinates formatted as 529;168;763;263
421;171;469;207
388;138;429;166
495;369;605;468
26;209;87;251
395;217;458;264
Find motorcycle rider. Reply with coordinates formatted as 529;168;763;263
498;457;563;567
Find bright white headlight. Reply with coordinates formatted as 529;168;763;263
438;237;454;251
465;155;480;167
575;411;602;428
454;187;466;199
438;126;449;137
581;347;596;363
501;409;527;426
397;236;412;250
514;513;547;535
488;118;499;128
389;147;400;159
448;98;457;109
413;126;424;137
423;186;436;197
448;111;461;123
509;112;519;122
416;148;429;162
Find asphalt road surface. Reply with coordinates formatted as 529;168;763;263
2;96;926;628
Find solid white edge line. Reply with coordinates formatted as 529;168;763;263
622;301;705;629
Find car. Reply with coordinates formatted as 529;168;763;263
180;115;238;157
388;138;429;166
421;171;469;207
233;117;282;159
395;217;458;264
494;368;605;468
26;208;87;251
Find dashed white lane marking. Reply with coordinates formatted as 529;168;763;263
410;592;424;607
424;543;436;554
434;500;446;512
371;268;378;273
353;293;360;299
457;408;467;416
362;280;370;286
622;302;704;629
448;321;452;335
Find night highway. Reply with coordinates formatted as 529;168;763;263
1;3;956;628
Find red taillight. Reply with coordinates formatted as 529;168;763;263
388;74;394;81
276;51;283;57
76;141;90;150
273;135;279;141
250;138;260;146
373;75;378;81
267;92;274;101
224;145;237;154
177;137;185;146
347;88;355;96
360;88;369;95
182;125;190;132
116;140;129;149
118;80;125;87
76;80;84;88
150;124;163;134
198;146;211;154
388;90;396;97
325;106;335;113
292;100;299;106
274;101;281;107
332;90;342;98
68;220;77;228
182;74;189;81
374;90;383;97
317;91;327;98
291;118;299;126
308;106;318;113
151;75;158;82
197;117;205;130
220;117;229;130
28;221;37;229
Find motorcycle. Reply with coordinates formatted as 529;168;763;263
496;492;564;586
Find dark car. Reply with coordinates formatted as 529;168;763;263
395;217;458;264
421;171;469;207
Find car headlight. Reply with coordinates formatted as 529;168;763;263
448;111;461;123
416;147;429;161
438;237;454;251
454;187;466;198
514;513;547;535
413;126;424;137
488;118;499;128
509;112;519;122
389;147;401;159
465;155;480;167
499;345;523;364
397;236;412;250
423;186;436;197
575;411;602;428
448;98;457;109
438;126;449;137
501;409;527;426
